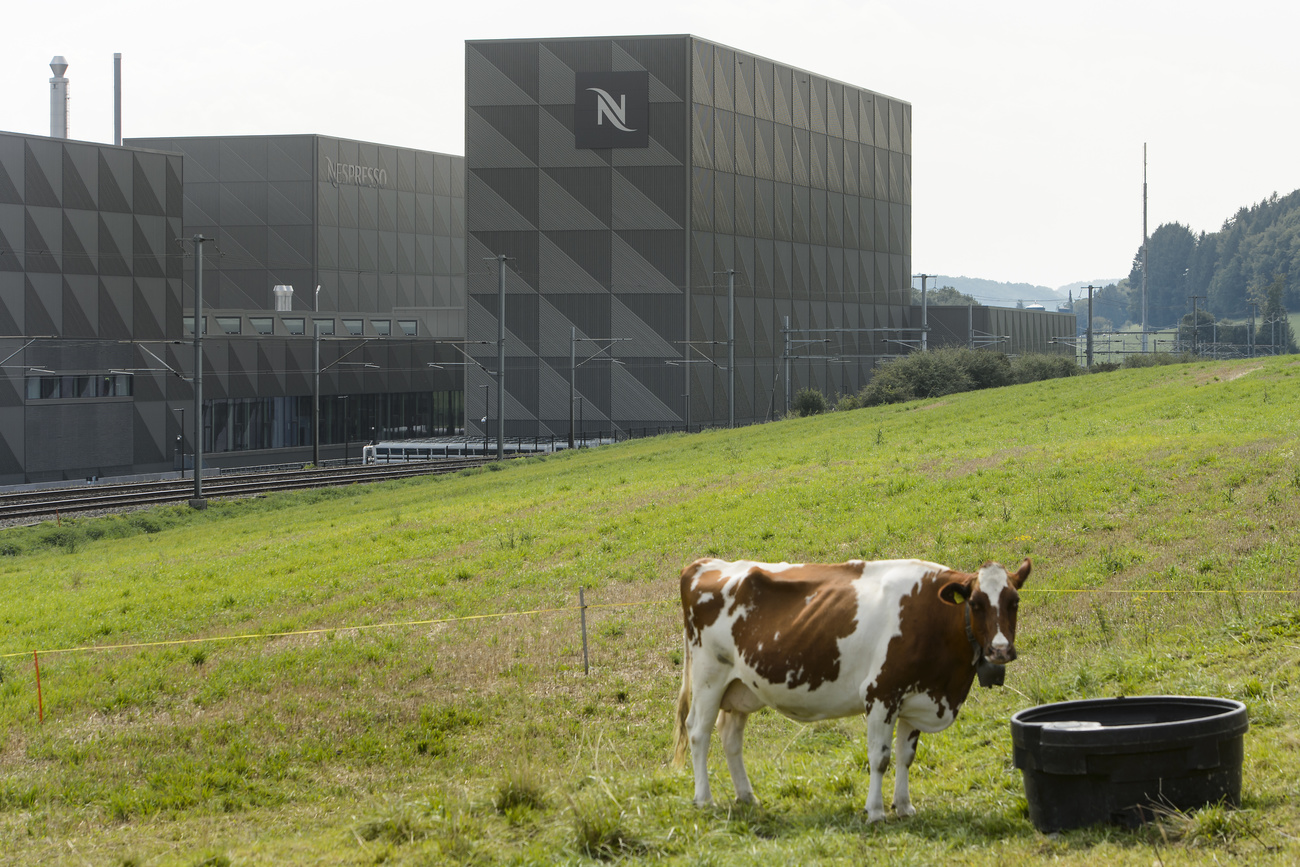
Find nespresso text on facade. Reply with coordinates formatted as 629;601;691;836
324;156;388;188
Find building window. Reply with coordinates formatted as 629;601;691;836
372;319;392;336
184;316;207;335
250;317;274;335
398;320;418;336
283;318;305;335
313;319;335;336
25;373;132;400
216;316;242;335
343;318;364;336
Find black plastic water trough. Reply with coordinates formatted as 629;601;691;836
1011;696;1248;832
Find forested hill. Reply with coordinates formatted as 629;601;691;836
932;275;1062;307
1129;188;1300;327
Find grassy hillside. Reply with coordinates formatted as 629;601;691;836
2;356;1299;866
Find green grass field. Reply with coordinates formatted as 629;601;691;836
2;356;1299;866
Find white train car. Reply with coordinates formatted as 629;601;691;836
363;438;565;463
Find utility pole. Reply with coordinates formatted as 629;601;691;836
569;326;576;449
312;322;321;466
1249;302;1259;358
496;255;506;460
1190;295;1205;356
570;330;630;448
485;254;513;460
914;274;937;351
188;235;210;508
727;269;735;428
173;407;185;479
1142;144;1149;353
784;315;791;416
1083;284;1098;367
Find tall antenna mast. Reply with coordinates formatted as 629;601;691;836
1141;144;1148;353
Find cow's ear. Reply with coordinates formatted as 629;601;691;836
938;578;972;606
1011;558;1032;589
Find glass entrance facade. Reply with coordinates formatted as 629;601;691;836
202;390;464;453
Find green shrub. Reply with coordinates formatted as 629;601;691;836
959;349;1014;389
859;347;1080;406
1011;353;1081;383
792;388;828;417
860;348;976;406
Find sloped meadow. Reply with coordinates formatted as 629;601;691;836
2;356;1299;865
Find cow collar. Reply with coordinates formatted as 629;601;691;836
963;602;1005;688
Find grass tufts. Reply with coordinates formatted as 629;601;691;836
570;794;644;860
494;766;548;815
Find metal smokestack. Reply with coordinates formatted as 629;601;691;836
114;53;122;146
50;56;69;139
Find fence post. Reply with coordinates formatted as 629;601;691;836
579;588;590;675
33;650;43;724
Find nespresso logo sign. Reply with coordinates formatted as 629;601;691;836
324;157;388;188
575;71;649;149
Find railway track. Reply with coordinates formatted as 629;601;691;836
0;458;499;523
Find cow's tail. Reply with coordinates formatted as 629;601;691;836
672;630;692;767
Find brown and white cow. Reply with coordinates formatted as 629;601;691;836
672;556;1031;821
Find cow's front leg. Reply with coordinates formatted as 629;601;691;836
891;719;921;817
863;707;894;822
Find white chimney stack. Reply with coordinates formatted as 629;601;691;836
50;56;69;139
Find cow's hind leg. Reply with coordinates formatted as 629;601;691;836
685;667;730;807
891;719;921;817
718;679;765;805
863;706;895;822
717;710;756;804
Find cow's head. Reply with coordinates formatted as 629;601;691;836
938;558;1031;666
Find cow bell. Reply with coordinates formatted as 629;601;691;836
976;657;1005;688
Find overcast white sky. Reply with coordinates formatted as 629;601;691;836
4;0;1297;291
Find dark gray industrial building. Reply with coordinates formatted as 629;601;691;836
464;35;915;436
3;38;1077;483
124;135;467;466
919;305;1075;355
1;130;465;484
0;131;184;483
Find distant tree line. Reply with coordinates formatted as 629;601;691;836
909;285;981;306
1070;189;1298;353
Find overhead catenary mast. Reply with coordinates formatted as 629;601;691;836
1142;144;1148;353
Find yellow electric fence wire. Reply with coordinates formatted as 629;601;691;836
0;599;675;659
1;590;1293;660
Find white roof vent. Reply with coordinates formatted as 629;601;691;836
273;284;294;312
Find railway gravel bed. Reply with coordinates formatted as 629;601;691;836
0;457;499;527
